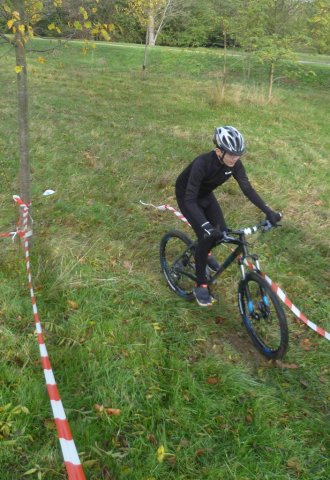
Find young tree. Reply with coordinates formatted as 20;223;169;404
127;0;176;68
237;0;309;101
0;1;112;225
211;0;245;99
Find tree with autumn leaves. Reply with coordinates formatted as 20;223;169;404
0;0;112;223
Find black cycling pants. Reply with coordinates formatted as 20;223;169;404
176;194;226;286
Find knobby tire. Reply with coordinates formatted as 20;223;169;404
160;230;195;300
238;271;289;359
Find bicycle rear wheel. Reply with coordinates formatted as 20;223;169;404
238;271;288;359
160;230;196;300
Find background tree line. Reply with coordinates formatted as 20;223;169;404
0;0;328;208
2;0;327;54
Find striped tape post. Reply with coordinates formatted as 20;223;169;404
13;196;86;480
141;200;330;341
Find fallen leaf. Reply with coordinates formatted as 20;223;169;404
275;360;299;369
82;459;98;468
300;380;309;389
94;404;121;416
246;414;253;423
179;438;189;448
195;448;207;457
287;457;302;473
207;377;220;385
123;261;133;272
102;466;114;480
301;338;311;351
166;455;176;465
215;316;225;325
156;445;165;463
147;433;157;445
183;391;190;402
152;322;162;332
67;300;78;309
44;418;56;430
219;423;230;430
105;408;121;416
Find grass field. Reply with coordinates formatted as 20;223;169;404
0;39;329;479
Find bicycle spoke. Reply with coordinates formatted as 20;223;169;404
239;271;288;359
160;231;196;299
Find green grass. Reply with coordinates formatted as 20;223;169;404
0;39;329;479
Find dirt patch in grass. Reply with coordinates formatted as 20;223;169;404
225;332;270;367
206;325;271;372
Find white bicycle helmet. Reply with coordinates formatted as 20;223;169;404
213;126;245;156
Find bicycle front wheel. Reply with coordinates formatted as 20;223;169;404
238;271;288;359
160;230;196;300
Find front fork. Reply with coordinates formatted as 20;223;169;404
238;254;261;280
239;256;269;316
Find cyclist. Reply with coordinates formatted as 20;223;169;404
175;126;281;307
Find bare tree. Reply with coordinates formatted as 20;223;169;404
128;0;178;68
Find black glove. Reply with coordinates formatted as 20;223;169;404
266;209;282;226
201;221;223;240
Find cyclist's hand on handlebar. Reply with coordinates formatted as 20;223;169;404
266;209;282;226
201;222;224;240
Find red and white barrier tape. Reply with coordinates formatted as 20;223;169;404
263;272;330;340
12;196;86;480
140;201;190;225
141;200;330;341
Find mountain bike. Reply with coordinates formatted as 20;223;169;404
160;219;288;359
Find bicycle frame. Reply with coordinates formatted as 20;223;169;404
160;219;288;359
208;231;261;285
171;219;274;287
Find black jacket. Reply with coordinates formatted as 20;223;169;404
175;150;270;226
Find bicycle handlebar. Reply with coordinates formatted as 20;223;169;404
225;214;282;241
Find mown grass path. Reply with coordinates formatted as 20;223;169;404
0;39;329;479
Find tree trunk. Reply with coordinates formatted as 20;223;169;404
221;30;227;100
143;29;149;70
154;0;172;45
14;4;31;238
14;3;30;207
268;62;274;101
147;14;155;46
15;34;30;205
243;52;252;81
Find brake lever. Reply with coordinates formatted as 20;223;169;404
222;233;235;242
221;233;248;246
263;220;282;232
263;220;273;232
